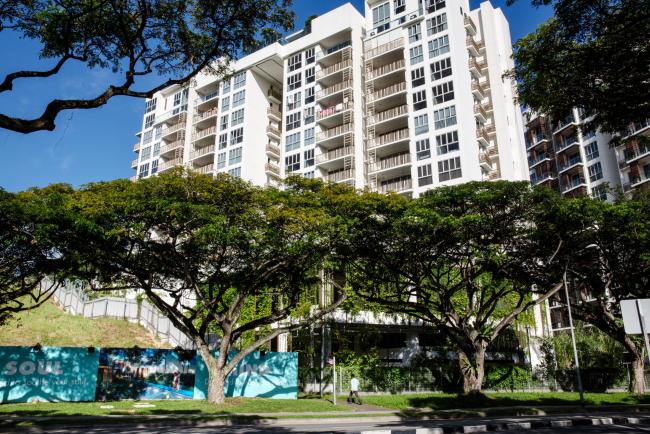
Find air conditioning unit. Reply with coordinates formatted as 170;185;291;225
410;14;418;19
370;31;376;36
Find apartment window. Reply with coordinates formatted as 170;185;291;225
409;45;424;65
304;127;315;146
286;112;301;131
222;79;231;93
138;163;149;178
153;142;160;157
408;23;421;43
141;146;151;161
217;152;226;169
436;131;459;155
438;157;462;182
411;67;425;87
287;92;301;111
228;147;242;165
154;125;162;140
218;133;228;149
287;73;301;91
582;128;597;140
426;13;447;36
584;141;599;161
231;108;244;126
305;47;316;64
221;96;230;112
220;114;229;131
172;89;186;107
305;87;315;104
394;0;406;14
592;185;608;201
416;138;431;160
285;153;300;173
305;67;315;84
145;98;157;113
372;2;391;33
426;0;446;12
288;53;302;72
286;132;301;152
151;159;158;174
144;114;155;129
414;114;429;135
434;105;457;129
428;35;450;59
412;90;427;111
304;171;315;179
233;72;246;89
230;127;243;145
232;90;245;107
228;167;241;177
143;129;153;145
588;162;603;182
304;107;315;124
304;149;315;167
432;81;454;105
431;58;452;81
418;164;433;186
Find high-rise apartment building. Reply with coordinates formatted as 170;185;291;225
130;0;529;199
616;119;650;193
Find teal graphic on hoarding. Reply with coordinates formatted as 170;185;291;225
96;348;196;400
194;352;298;399
0;346;99;403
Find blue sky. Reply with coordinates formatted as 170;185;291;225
0;0;552;192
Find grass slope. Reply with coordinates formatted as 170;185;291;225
0;300;168;348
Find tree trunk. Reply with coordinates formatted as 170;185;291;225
197;342;227;404
630;352;646;395
458;343;487;395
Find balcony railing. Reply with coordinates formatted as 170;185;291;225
267;107;281;120
192;125;217;142
474;103;488;121
368;128;410;149
131;159;138;169
562;176;586;193
316;123;353;142
528;153;550;167
621;118;650;138
555;137;580;152
133;143;140;152
316;59;352;80
379;176;412;193
469;57;486;74
265;162;280;176
530;172;554;185
367;59;406;80
267;125;282;137
368;82;407;103
198;90;219;103
471;80;487;98
623;143;650;162
315;80;353;100
370;152;411;173
160;158;183;171
190;145;215;160
365;37;404;60
266;143;281;158
195;163;214;175
466;36;484;54
318;41;352;60
160;140;183;154
193;107;219;124
464;16;477;35
317;101;353;120
324;168;355;183
163;121;186;136
368;105;408;126
316;146;354;164
268;88;282;101
554;114;578;133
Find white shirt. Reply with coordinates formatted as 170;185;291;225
350;378;359;392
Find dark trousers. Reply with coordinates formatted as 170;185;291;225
347;390;362;404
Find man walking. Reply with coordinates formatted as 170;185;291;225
348;376;362;405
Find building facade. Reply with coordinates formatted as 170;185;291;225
616;119;650;193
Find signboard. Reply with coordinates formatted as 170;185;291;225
620;299;650;334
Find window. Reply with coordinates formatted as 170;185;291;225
217;152;226;169
588;162;603;182
231;108;244;126
140;146;151;161
431;58;452;81
220;115;229;131
151;159;158;174
143;130;153;145
436;131;459;155
414;114;429;135
425;0;446;13
394;0;406;14
286;132;301;152
411;67;425;87
434;105;457;129
416;139;431;160
413;90;427;111
426;13;447;36
418;164;433;186
144;114;155;129
228;147;242;165
221;96;230;112
288;53;302;72
591;185;608;201
285;153;300;172
409;45;424;65
304;149;314;167
145;98;157;113
305;67;315;84
304;106;315;124
138;163;149;178
232;90;245;108
230;128;243;145
428;35;450;58
372;2;391;33
218;133;228;149
154;125;162;140
233;72;246;89
304;170;315;179
222;79;231;93
304;127;315;146
228;167;241;177
305;87;315;104
432;81;454;105
287;92;301;111
438;157;462;182
153;142;160;157
584;141;599;161
172;89;188;107
305;47;315;64
286;112;301;131
408;23;421;43
582;128;596;140
287;73;301;91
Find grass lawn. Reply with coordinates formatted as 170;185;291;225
360;392;650;411
0;300;168;348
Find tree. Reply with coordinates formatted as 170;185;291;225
510;0;650;134
347;182;565;394
67;170;349;403
0;0;294;134
549;193;650;394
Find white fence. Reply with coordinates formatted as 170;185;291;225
51;282;197;349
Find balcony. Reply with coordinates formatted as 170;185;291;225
133;142;141;152
530;172;555;185
265;162;280;177
368;104;408;127
266;143;281;159
195;163;214;175
488;171;501;180
630;167;650;188
317;42;352;65
156;107;187;126
623;143;650;164
324;168;355;183
367;82;407;104
562;176;587;194
317;101;353;127
479;152;492;171
555;136;580;153
267;88;282;103
193;107;219;125
192;125;217;144
316;59;352;82
527;133;550;150
379;176;412;194
365;37;404;61
315;80;353;101
471;81;487;100
315;123;353;147
466;36;485;57
621;118;650;139
469;57;486;78
267;107;281;122
161;120;186;140
267;125;282;140
190;144;216;161
131;159;138;169
160;140;184;155
477;128;490;147
369;152;411;174
159;158;183;172
367;128;410;150
464;16;477;36
553;114;579;134
316;146;354;169
474;103;488;123
367;59;406;82
528;152;552;169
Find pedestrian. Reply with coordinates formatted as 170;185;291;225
172;370;181;390
348;376;362;405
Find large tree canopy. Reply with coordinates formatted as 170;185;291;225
0;0;294;134
510;0;650;134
